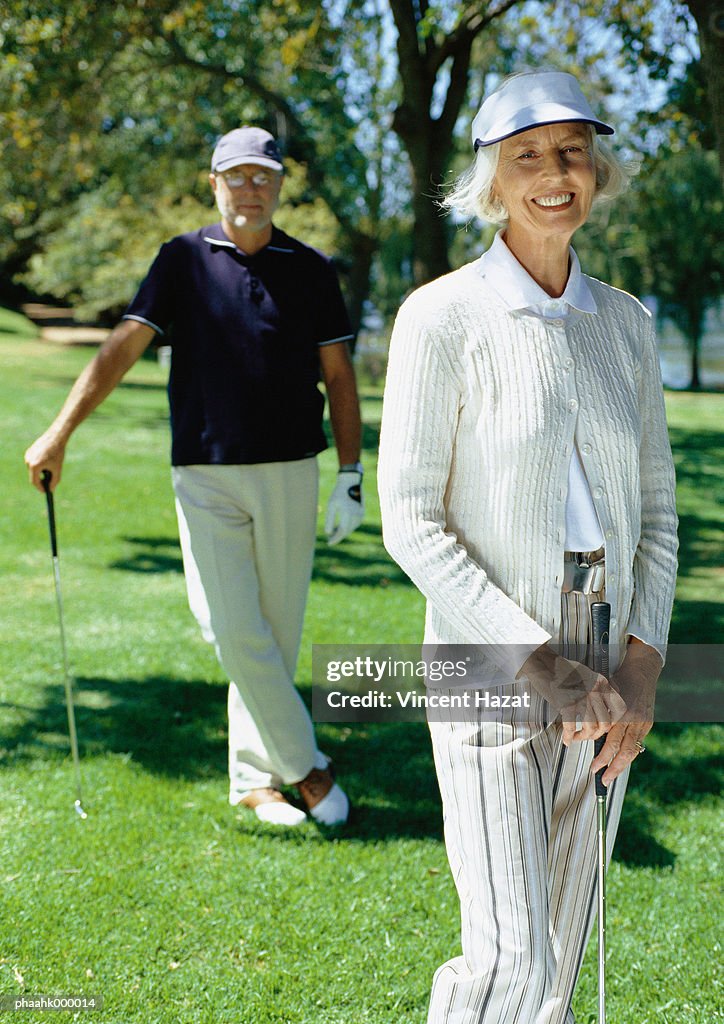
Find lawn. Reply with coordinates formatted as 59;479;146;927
0;320;721;1023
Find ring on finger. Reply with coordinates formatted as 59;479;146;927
634;740;646;755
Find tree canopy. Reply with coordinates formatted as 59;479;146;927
1;0;717;354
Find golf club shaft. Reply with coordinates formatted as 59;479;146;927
41;472;87;818
590;600;610;1024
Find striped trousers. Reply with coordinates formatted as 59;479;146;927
427;586;629;1024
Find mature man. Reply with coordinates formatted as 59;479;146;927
25;126;363;827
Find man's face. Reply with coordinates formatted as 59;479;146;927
210;163;283;235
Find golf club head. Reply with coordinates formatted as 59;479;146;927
74;799;88;820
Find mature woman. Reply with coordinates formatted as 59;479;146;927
378;70;678;1024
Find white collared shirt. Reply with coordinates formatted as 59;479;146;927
478;231;604;552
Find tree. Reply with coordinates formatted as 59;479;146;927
150;0;382;332
0;1;380;330
388;0;523;284
387;0;696;286
0;0;704;322
576;145;721;391
633;149;722;389
683;0;724;180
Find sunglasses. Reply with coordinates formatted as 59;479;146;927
218;170;275;189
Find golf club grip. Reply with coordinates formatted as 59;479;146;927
41;470;59;558
590;601;611;797
590;601;610;677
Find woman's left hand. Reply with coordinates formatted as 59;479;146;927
590;638;662;785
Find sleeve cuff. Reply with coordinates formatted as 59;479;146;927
318;334;354;347
624;629;666;667
122;314;165;337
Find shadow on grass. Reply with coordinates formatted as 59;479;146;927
668;424;723;643
313;523;411;588
107;528;414;588
670;595;723;645
0;676;228;781
2;681;719;852
322;417;380;456
361;419;381;453
0;675;442;839
614;722;722;868
110;535;184;574
320;719;443;841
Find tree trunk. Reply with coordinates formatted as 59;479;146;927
388;0;470;285
686;0;724;181
405;128;453;284
411;187;451;284
689;319;703;391
687;301;704;391
343;232;377;348
690;337;701;390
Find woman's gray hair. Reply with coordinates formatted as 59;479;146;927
441;86;636;224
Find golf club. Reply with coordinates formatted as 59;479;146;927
41;470;87;819
590;600;610;1024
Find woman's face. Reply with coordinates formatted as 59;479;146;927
493;123;596;244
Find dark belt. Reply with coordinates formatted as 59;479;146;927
562;547;605;594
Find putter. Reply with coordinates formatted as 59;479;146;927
590;600;610;1024
41;470;87;819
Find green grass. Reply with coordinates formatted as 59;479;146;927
0;327;721;1023
0;306;38;339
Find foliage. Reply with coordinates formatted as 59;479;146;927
0;0;710;324
18;160;340;321
386;0;696;283
632;149;723;388
682;0;724;179
19;188;208;321
0;0;377;323
576;56;723;391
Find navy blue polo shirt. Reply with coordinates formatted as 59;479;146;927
122;223;354;466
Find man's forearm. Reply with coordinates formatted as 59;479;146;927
25;319;155;489
326;375;362;467
51;320;155;441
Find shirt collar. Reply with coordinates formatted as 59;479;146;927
476;228;597;317
202;222;237;250
201;223;295;256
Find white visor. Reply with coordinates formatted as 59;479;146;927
472;71;614;149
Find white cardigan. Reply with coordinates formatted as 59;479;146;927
377;259;678;678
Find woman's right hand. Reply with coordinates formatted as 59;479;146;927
517;644;627;743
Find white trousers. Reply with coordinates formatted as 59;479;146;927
427;588;629;1024
171;461;323;802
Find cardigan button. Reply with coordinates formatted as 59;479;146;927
581;443;592;455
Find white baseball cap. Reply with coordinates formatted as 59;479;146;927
472;71;614;150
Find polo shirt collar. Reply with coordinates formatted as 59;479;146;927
476;228;597;316
202;222;237;250
201;223;295;256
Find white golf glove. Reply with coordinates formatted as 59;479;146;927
325;464;364;546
